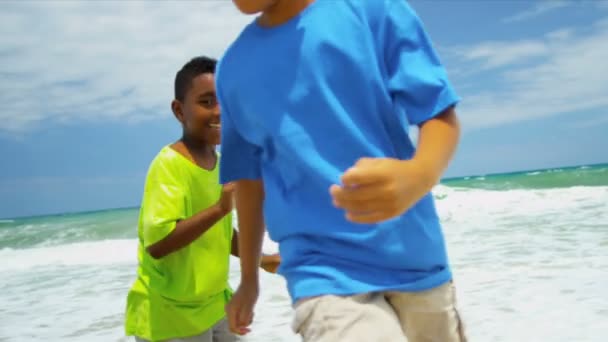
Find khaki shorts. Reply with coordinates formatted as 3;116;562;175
292;282;467;342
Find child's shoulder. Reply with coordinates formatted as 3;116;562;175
145;145;185;179
151;145;179;164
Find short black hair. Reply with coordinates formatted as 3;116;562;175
174;56;217;102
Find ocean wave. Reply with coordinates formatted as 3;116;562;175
2;185;606;268
0;235;280;272
0;239;138;271
435;185;608;226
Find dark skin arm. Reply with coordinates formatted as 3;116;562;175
231;227;281;273
225;179;266;335
147;183;235;259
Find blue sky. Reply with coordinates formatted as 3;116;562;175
1;0;607;218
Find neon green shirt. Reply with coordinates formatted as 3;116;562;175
125;146;233;341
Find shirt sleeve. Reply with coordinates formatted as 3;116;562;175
380;0;460;125
140;156;187;248
216;61;262;183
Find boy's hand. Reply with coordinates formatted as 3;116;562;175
329;157;437;224
260;253;281;273
226;282;259;335
217;182;235;214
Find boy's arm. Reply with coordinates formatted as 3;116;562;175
225;179;265;335
234;179;266;283
147;183;234;259
413;106;460;187
231;227;281;273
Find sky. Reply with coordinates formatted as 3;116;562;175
1;0;607;218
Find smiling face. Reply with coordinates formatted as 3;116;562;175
172;73;221;146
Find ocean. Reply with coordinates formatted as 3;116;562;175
1;164;607;341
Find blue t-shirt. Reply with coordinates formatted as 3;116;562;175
217;0;460;303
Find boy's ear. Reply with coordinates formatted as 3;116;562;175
171;99;185;124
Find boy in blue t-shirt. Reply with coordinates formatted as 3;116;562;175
217;0;466;341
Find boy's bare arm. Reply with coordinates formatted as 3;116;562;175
225;179;265;335
147;184;234;259
330;107;460;224
413;106;460;187
231;228;280;273
235;179;266;283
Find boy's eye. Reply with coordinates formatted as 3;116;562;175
199;97;218;108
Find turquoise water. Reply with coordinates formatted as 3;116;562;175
443;163;608;190
1;164;607;341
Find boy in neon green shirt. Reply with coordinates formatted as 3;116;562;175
125;56;280;342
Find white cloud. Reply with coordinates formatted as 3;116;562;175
455;40;549;70
453;18;608;131
503;0;608;23
0;1;253;136
2;1;606;137
503;1;572;23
